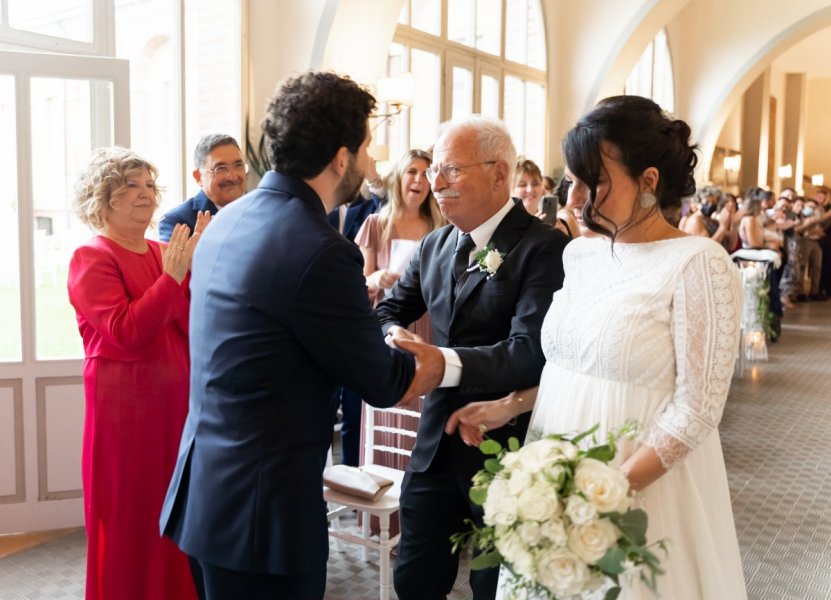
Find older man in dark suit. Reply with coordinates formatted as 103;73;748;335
378;116;569;600
158;134;247;242
160;72;441;600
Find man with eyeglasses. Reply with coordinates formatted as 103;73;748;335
377;115;570;600
159;133;248;242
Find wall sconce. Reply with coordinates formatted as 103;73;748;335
777;164;793;179
723;155;741;172
812;174;824;187
373;72;414;130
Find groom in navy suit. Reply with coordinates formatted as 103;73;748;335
160;72;442;600
377;116;569;600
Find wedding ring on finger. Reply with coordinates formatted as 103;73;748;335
478;423;488;434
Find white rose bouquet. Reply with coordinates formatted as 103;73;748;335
451;422;666;600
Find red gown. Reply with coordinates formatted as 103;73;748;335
67;235;197;600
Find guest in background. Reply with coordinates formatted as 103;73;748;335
799;198;827;301
357;148;444;314
542;174;556;195
354;149;445;475
682;185;733;247
159;134;246;241
514;157;575;237
512;157;545;216
68;147;208;600
554;176;580;237
815;187;831;300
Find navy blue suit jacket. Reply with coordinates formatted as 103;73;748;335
158;189;218;242
376;204;569;478
326;194;382;241
160;171;415;575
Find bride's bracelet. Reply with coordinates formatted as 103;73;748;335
506;394;524;426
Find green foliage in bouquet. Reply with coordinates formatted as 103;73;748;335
450;422;667;600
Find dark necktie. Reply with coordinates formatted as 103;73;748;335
453;232;476;300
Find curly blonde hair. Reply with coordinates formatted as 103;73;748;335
73;147;160;231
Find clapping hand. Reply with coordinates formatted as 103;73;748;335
162;211;211;283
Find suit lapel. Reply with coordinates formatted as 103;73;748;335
451;205;532;321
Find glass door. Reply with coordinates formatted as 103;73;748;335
0;49;129;533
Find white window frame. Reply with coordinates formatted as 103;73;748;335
0;0;112;56
391;0;547;166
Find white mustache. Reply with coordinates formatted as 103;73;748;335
434;190;460;199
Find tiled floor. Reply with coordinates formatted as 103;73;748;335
2;299;831;599
721;299;831;600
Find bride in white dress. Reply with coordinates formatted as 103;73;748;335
446;96;747;599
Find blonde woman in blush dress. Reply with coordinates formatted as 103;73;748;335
354;149;445;473
356;148;444;343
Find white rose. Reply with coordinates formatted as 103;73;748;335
484;478;518;526
500;451;522;471
564;494;598;525
567;518;620;564
535;547;591;597
542;462;566;485
517;439;577;474
573;458;631;513
516;520;542;547
483;250;503;273
540;517;568;547
495;530;536;579
516;484;558;522
508;468;533;496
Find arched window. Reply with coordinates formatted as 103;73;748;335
378;0;547;168
625;29;675;113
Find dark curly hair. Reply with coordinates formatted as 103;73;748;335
562;95;698;241
261;71;376;179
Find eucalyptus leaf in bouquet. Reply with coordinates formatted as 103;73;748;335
450;421;667;600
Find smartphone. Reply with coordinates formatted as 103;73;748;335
537;195;558;226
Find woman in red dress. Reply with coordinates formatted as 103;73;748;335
67;147;208;600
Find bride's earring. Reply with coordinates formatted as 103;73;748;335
639;191;657;208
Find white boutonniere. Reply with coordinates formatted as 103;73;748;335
470;244;504;278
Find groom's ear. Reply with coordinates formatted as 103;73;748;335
329;146;350;178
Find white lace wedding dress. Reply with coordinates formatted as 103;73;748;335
498;235;748;600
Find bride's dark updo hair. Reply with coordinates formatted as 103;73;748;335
562;95;698;240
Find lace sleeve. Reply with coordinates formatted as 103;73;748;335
642;247;743;470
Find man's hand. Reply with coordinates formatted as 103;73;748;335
394;338;444;406
384;325;423;348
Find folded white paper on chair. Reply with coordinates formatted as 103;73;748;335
323;465;394;501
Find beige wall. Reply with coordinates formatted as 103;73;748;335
805;78;831;195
